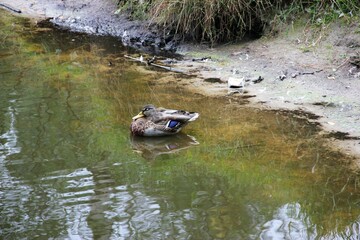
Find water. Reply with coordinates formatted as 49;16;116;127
1;10;360;239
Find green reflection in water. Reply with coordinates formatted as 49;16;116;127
0;10;359;239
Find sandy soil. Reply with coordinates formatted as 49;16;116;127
2;0;360;167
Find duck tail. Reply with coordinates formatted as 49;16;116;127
188;112;199;122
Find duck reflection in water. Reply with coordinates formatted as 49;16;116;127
130;133;199;160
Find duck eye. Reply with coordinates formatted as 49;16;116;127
144;107;153;111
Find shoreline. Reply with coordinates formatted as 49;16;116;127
172;39;360;167
2;0;359;168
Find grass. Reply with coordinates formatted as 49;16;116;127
116;0;359;44
150;0;273;43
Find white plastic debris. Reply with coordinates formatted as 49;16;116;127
228;77;244;88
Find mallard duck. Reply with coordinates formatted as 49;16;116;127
130;104;199;137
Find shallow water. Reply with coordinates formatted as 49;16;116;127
1;11;360;239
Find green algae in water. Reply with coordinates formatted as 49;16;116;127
0;9;360;239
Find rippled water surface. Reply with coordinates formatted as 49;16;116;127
1;11;360;239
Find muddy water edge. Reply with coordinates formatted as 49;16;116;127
1;10;360;239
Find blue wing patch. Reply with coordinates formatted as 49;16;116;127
167;120;179;128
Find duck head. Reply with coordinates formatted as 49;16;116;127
132;104;156;120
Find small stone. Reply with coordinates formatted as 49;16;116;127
279;74;286;81
291;73;298;78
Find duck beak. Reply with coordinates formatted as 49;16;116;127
132;111;145;120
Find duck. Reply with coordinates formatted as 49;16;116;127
130;104;199;137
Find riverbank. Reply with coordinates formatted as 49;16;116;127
171;27;360;168
2;0;360;168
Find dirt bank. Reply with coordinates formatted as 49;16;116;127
2;0;360;167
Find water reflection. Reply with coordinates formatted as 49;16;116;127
0;106;21;156
1;9;360;240
260;202;360;239
130;134;199;160
260;203;316;239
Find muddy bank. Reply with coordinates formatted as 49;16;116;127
2;0;360;167
170;28;360;166
0;0;177;52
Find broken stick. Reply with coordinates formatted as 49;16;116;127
124;55;188;74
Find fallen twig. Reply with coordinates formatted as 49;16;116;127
0;3;22;13
150;62;188;74
291;69;323;78
335;57;350;71
124;55;188;74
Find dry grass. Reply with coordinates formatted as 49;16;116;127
150;0;276;43
117;0;360;44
